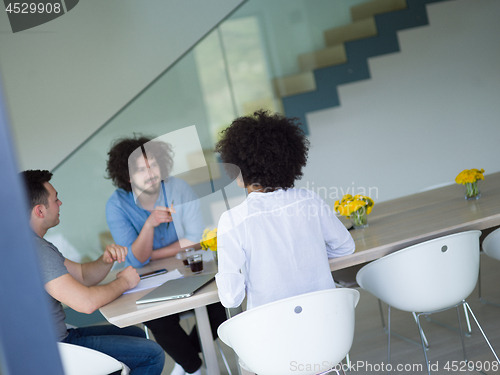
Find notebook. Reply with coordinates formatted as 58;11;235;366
135;273;216;305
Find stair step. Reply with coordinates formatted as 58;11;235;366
351;0;407;22
324;17;377;47
273;72;316;98
298;44;347;72
275;0;409;99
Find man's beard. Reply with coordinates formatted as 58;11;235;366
136;178;161;197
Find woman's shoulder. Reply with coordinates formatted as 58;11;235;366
278;187;319;201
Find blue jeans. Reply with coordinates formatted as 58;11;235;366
63;325;165;375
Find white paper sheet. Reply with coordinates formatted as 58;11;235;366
123;269;183;294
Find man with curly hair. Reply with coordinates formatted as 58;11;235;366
106;135;226;375
106;136;203;264
215;110;355;310
21;169;165;375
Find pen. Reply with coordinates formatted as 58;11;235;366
161;181;174;229
167;200;174;229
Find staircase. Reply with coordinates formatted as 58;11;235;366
275;0;453;133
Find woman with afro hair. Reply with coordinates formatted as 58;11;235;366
214;110;355;310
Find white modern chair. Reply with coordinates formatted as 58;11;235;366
217;288;360;375
479;226;500;307
356;230;499;375
58;342;127;375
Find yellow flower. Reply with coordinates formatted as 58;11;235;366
455;169;485;185
335;194;374;218
200;228;217;251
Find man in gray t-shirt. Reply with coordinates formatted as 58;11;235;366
34;235;70;341
22;170;165;375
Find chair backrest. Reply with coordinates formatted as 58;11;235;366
57;342;123;375
356;230;481;313
217;288;359;375
483;227;500;261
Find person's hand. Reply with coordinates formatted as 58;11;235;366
116;266;140;289
146;205;177;228
103;244;127;264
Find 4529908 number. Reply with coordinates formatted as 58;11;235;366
444;360;498;372
5;2;61;14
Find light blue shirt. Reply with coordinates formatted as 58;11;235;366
106;177;205;268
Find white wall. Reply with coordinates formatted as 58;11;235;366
0;0;244;171
298;0;500;206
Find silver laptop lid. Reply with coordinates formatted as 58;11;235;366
136;273;216;305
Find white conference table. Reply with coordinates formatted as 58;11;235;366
99;256;222;375
100;173;500;375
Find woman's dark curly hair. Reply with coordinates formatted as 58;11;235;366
106;135;174;192
215;110;310;190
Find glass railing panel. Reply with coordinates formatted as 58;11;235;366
49;0;372;261
49;50;220;261
228;0;369;78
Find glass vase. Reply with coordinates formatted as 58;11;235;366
350;209;368;229
212;249;218;265
465;181;481;200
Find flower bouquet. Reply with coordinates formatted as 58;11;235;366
455;169;484;200
334;194;374;229
200;228;218;263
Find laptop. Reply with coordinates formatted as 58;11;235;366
136;273;216;305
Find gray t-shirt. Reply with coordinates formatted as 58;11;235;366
33;233;69;341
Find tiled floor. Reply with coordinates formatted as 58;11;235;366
158;253;500;375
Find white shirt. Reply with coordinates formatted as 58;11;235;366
215;188;355;309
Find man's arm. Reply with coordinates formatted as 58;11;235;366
106;185;203;266
130;204;200;262
147;184;205;260
44;266;140;314
130;206;175;263
64;244;127;286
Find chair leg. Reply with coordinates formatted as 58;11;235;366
379;300;428;348
412;312;429;348
216;339;232;375
344;352;351;371
414;302;500;375
463;302;500;363
463;304;472;335
415;313;432;375
456;306;468;363
142;324;150;340
387;305;391;370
